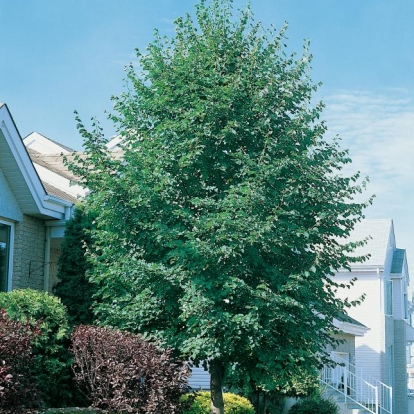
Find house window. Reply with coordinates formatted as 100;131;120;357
0;221;13;292
385;280;392;316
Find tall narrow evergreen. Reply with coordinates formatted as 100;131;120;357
54;205;96;326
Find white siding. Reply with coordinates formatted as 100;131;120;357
0;168;23;221
334;271;383;380
188;365;210;390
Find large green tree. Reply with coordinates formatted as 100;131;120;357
70;1;370;413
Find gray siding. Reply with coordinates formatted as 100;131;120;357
394;319;408;414
188;365;210;390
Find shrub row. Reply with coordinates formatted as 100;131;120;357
0;289;213;414
3;289;332;414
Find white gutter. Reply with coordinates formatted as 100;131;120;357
43;195;75;220
333;319;369;337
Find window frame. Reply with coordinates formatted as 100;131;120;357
0;219;14;292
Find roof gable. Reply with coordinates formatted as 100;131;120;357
347;219;394;269
24;131;74;154
0;104;72;219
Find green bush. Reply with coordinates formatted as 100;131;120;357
0;289;76;408
182;391;255;414
288;395;339;414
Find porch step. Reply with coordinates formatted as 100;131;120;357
347;403;371;412
323;389;372;414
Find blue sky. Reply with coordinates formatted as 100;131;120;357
1;0;414;275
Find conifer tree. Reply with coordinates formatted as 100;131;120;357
54;205;96;326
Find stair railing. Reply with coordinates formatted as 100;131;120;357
320;354;392;414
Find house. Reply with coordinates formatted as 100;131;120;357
334;219;414;414
191;219;410;414
0;103;75;292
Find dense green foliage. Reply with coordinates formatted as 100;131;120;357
68;0;370;412
182;392;254;414
288;395;339;414
54;204;97;326
0;289;75;408
226;355;319;410
70;324;189;413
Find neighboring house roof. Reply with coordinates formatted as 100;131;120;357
43;182;78;204
23;139;87;202
346;219;393;268
333;312;369;337
27;148;78;181
24;131;75;154
336;312;367;328
24;132;123;202
0;103;73;220
106;135;122;150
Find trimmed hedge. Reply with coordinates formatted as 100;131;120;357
0;289;74;407
181;391;255;414
0;308;40;410
70;325;189;413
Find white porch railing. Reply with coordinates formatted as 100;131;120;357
321;354;392;414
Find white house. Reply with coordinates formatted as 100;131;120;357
334;219;414;414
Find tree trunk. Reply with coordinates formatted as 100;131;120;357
210;359;224;414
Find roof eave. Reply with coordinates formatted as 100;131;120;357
0;104;73;220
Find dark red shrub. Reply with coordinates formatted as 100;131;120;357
70;325;189;413
0;308;40;410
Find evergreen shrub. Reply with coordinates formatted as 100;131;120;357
54;204;97;326
288;395;339;414
70;324;189;413
181;391;255;414
0;289;75;407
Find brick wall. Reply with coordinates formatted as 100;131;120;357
12;214;46;290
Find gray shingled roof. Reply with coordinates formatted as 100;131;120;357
391;248;405;274
336;312;368;328
42;182;78;204
27;149;79;181
346;219;393;267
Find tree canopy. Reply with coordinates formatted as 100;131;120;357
69;1;370;412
